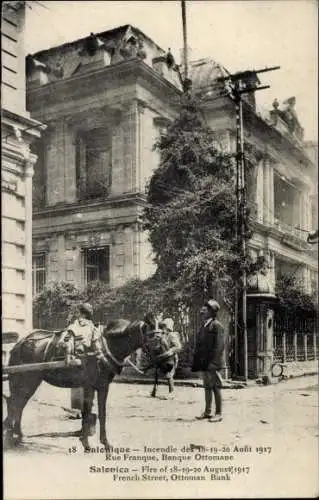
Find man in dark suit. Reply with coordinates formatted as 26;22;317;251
192;299;225;422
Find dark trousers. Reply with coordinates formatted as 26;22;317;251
202;369;222;415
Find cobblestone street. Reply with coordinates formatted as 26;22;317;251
3;375;318;499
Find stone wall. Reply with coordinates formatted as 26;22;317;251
2;3;45;335
1;2;26;115
33;223;154;289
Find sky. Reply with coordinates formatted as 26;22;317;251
25;0;318;141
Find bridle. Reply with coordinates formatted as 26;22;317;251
97;321;152;374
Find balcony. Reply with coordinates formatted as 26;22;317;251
248;272;276;297
273;218;305;240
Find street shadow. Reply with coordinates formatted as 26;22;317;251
173;417;197;423
151;395;174;400
299;385;318;392
28;430;81;438
4;440;64;454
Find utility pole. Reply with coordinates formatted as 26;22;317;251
181;0;188;80
235;88;245;379
216;66;280;381
165;1;192;93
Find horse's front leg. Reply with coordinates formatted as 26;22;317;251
80;386;95;452
151;368;158;398
97;384;110;451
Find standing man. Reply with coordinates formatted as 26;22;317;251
192;300;225;422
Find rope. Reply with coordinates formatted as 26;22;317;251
124;357;146;375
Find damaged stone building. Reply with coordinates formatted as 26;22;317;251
27;25;317;377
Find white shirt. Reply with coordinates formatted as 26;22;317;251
204;318;214;328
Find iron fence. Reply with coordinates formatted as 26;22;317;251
273;331;318;363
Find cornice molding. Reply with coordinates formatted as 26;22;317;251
153;116;171;128
33;192;147;219
243;103;314;170
33;219;138;239
27;59;180;111
252;219;309;252
2;109;46;137
2;144;27;166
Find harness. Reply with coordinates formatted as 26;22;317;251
97;322;148;374
100;335;125;373
56;322;170;375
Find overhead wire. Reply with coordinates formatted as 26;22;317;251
141;171;313;240
68;144;314;238
26;0;66;44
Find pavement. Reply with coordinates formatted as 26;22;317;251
3;374;318;499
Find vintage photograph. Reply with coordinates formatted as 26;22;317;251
2;0;318;498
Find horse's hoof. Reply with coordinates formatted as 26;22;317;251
88;413;97;436
100;437;108;447
79;436;91;452
13;437;23;448
103;443;111;453
150;392;156;398
3;429;14;449
104;443;112;454
88;426;96;437
6;434;22;448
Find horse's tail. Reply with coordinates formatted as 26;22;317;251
8;339;24;367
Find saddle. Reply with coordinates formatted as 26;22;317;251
42;330;85;361
54;330;96;360
20;329;72;362
21;329;60;353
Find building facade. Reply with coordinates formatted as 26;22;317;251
27;26;317;377
1;0;45;339
27;26;182;294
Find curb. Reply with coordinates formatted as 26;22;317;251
114;370;318;388
113;377;248;389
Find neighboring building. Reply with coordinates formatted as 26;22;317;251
26;26;317;377
1;0;45;337
191;61;318;376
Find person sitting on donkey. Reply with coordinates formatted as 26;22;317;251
136;314;181;372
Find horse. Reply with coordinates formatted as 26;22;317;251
3;318;168;453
